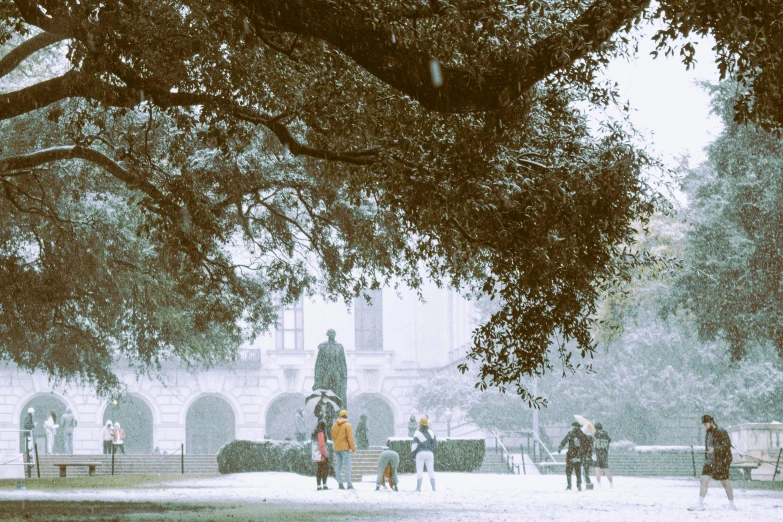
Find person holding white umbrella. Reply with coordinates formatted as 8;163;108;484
558;421;588;491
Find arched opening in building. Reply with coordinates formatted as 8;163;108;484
19;394;68;454
351;394;395;447
102;395;154;454
265;393;308;440
186;395;236;454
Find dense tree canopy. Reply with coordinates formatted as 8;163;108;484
1;1;781;397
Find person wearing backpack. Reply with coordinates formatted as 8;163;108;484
411;417;438;492
112;422;126;454
311;421;330;491
558;421;588;491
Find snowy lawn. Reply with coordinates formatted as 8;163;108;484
0;472;780;521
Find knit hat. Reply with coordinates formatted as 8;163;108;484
572;421;581;428
595;423;603;430
419;417;428;426
701;414;714;424
339;410;348;418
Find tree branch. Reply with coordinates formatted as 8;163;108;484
0;31;68;79
236;0;650;113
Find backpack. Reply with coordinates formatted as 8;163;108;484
120;428;125;440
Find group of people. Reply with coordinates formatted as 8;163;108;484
21;407;78;456
102;420;126;454
558;414;737;512
557;421;613;491
310;410;437;492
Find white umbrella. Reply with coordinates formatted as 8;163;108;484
305;389;342;415
574;414;595;435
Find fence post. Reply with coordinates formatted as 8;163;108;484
774;448;782;482
181;443;184;474
690;446;696;478
33;442;40;479
111;444;115;476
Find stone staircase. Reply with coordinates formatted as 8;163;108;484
347;449;383;483
477;451;513;474
32;454;218;478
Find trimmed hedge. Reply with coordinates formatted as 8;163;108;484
386;438;485;473
217;439;334;475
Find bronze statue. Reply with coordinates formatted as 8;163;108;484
313;329;348;418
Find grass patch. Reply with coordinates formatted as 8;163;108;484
733;480;783;492
0;474;212;491
0;501;425;521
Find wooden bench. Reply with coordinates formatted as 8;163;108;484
53;462;101;477
730;462;759;481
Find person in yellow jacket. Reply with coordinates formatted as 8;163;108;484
331;410;357;489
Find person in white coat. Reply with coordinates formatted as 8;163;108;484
411;417;438;492
44;409;58;454
102;421;114;454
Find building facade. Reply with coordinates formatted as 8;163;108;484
0;285;473;455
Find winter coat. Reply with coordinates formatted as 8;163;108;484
411;428;438;455
559;428;588;461
331;418;356;452
23;414;34;433
581;433;594;459
705;426;732;467
594;429;611;454
356;418;369;450
44;416;58;436
112;426;126;444
102;424;113;442
312;432;328;462
61;412;77;432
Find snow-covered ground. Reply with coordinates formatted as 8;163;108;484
1;472;781;521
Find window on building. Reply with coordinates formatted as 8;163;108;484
276;297;304;350
354;289;383;351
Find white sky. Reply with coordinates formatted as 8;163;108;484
603;31;722;170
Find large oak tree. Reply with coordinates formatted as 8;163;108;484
1;0;780;397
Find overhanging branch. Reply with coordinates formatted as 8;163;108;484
0;31;68;79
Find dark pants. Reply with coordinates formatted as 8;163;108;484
582;457;592;484
566;459;582;489
113;444;125;454
24;436;32;478
103;441;112;454
317;459;329;486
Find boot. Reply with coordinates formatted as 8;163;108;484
375;486;380;491
415;479;422;492
393;485;398;492
430;479;436;491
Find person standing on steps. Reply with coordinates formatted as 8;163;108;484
593;423;613;487
408;415;417;437
688;415;736;512
102;420;114;454
558;421;588;491
295;408;307;443
22;408;35;478
356;414;369;450
331;410;356;490
375;449;400;492
312;421;330;491
412;417;438;492
112;422;126;454
44;409;58;454
61;407;77;455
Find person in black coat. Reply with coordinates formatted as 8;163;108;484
688;415;736;512
558;421;588;491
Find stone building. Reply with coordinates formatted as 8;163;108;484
0;285;473;455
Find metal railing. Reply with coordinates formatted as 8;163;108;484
532;430;557;463
491;429;520;474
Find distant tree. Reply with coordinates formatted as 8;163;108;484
2;1;782;397
678;84;783;361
